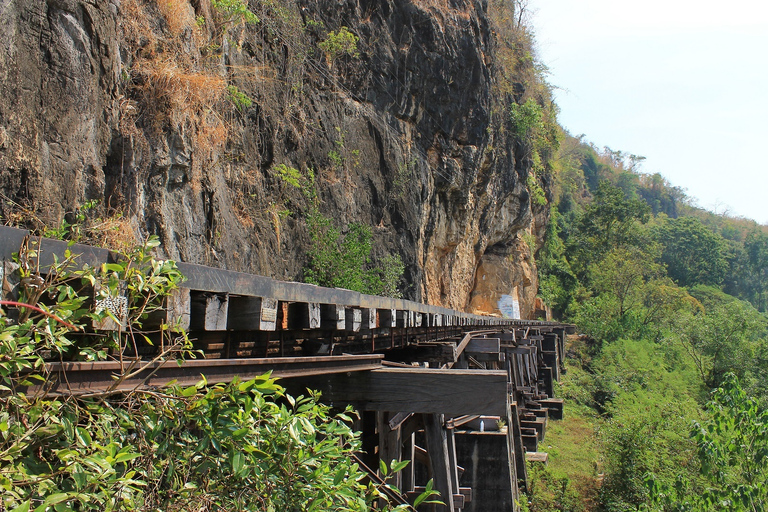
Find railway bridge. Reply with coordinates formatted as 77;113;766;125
0;226;574;511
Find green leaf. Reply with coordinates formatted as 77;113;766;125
230;450;245;476
75;426;92;447
390;459;409;474
10;502;30;512
181;385;198;397
379;458;388;476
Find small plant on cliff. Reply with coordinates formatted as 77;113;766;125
318;26;360;61
227;84;252;112
211;0;259;27
304;213;403;298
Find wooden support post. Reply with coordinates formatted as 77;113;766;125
446;424;462;510
190;292;228;331
345;307;362;332
509;400;528;493
320;304;345;330
378;412;403;490
362;308;377;330
403;431;416;493
506;398;521;508
424;414;456;512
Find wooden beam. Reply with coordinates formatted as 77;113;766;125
443;332;474;369
362;308;377;330
383;343;457;364
509;400;528;494
283;368;508;417
465;337;500;354
378;308;396;328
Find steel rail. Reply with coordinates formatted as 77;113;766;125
22;354;384;396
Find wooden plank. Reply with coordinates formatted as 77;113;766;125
33;355;385;395
449;332;474;367
383;343;457;364
446;425;461;509
403;432;416;493
283;368;508;417
525;452;549;464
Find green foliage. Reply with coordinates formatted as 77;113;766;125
0;238;423;511
42;200;99;242
510;98;561;205
318;26;360;60
568;181;651;278
211;0;259;27
647;374;768;511
510;98;545;140
537;210;579;317
304;212;403;298
672;296;766;390
737;230;768;311
525;463;586;512
527;174;547;206
593;338;704;511
227;85;252;112
653;216;729;287
272;163;303;189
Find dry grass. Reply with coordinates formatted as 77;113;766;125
156;0;196;36
142;61;226;114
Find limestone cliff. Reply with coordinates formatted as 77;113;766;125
0;0;552;318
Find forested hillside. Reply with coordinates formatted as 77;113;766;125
526;135;768;511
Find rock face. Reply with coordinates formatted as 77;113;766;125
0;0;545;317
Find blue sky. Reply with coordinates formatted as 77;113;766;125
530;0;768;224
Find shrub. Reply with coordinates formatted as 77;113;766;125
318;27;360;60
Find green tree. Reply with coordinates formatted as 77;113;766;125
569;182;651;278
674;298;766;390
742;230;768;311
653;216;729;287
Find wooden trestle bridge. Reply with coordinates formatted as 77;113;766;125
0;226;574;511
